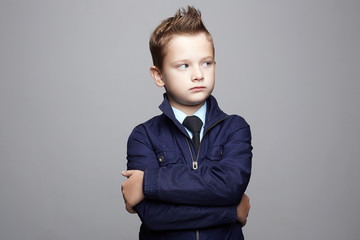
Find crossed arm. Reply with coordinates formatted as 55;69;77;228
121;169;250;227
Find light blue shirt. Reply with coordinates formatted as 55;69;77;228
172;102;207;141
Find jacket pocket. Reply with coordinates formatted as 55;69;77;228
205;145;223;162
156;150;180;167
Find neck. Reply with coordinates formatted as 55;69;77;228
169;101;205;116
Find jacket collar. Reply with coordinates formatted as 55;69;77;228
158;93;227;134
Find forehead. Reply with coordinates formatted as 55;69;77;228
164;33;214;61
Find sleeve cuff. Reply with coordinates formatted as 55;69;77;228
143;168;158;199
227;205;238;223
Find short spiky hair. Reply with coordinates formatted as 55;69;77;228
149;6;214;70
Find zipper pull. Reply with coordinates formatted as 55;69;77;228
192;161;198;170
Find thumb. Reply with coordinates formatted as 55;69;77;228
121;170;134;178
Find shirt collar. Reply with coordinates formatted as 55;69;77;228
172;102;207;125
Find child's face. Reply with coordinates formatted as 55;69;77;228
153;33;215;112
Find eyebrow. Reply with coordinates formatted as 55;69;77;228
172;56;214;63
200;56;214;61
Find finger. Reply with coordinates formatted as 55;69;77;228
121;170;134;177
126;205;131;213
126;204;136;214
241;219;247;227
242;193;249;201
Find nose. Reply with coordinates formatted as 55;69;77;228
191;66;204;82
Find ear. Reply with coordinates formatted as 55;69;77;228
150;66;165;87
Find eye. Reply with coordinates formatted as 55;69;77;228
202;61;213;67
178;64;189;69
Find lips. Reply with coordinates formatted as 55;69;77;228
190;86;206;92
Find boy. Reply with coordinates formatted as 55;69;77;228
122;6;252;240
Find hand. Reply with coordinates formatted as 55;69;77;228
121;170;145;214
237;193;250;227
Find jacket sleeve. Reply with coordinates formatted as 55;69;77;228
134;200;236;231
142;116;252;206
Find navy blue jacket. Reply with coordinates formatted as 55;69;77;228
127;94;252;240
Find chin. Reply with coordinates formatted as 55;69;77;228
191;93;210;103
187;99;207;106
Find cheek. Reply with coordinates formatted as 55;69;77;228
207;74;216;90
206;70;215;82
169;72;186;84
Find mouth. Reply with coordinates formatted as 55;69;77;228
190;86;206;92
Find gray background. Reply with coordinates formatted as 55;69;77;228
1;0;359;239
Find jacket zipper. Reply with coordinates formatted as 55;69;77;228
185;116;228;240
185;138;197;169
